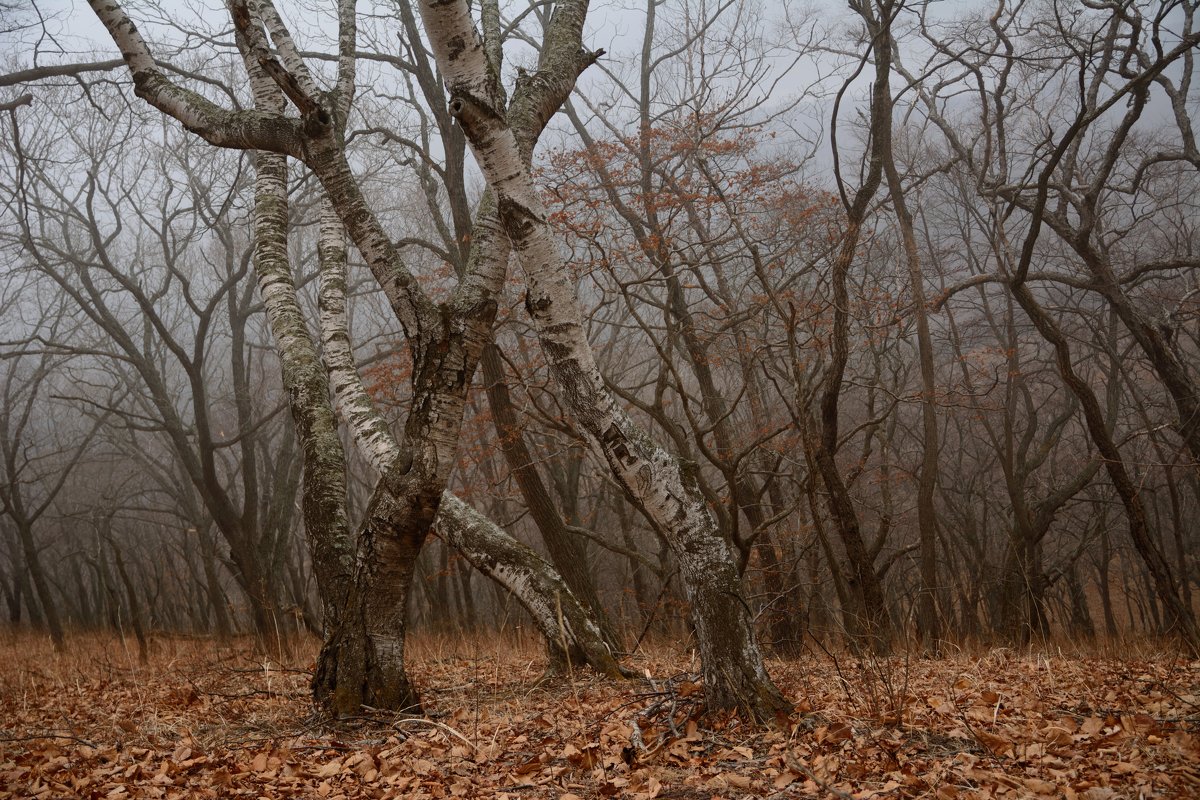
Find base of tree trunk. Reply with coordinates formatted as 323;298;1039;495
698;656;793;724
686;562;793;723
544;637;634;680
312;612;421;718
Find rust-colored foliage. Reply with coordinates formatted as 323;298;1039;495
361;348;414;411
1;632;1196;798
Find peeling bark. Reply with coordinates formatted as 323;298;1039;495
248;125;355;628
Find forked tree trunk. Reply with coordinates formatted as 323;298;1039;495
420;0;789;721
312;469;435;715
89;0;626;715
250;145;363;708
311;191;623;708
1008;281;1199;652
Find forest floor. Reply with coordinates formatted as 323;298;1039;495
0;631;1196;799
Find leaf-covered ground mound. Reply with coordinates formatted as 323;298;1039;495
0;632;1196;798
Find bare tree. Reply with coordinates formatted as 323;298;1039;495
901;0;1200;648
418;0;790;719
0;277;112;650
77;0;624;713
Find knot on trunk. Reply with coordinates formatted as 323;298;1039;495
448;91;505;139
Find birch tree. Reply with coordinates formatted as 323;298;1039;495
80;0;622;713
417;0;791;720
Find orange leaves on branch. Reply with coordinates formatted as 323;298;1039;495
360;348;413;409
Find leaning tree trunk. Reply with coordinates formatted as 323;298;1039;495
420;0;789;721
436;493;626;677
480;343;619;649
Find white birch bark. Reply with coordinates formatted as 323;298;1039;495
252;150;356;621
87;0;306;154
316;202;623;674
250;0;323;100
230;9;423;715
418;0;790;720
317;200;400;474
436;493;626;677
236;16;357;623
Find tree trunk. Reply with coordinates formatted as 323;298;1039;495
312;468;433;716
879;92;941;650
804;417;890;652
480;342;618;648
4;572;19;625
1097;522;1119;639
16;523;63;650
1066;561;1096;641
420;0;789;721
250;147;362;707
437;493;626;677
110;539;149;664
616;497;654;630
455;554;476;631
805;0;896;652
198;526;233;640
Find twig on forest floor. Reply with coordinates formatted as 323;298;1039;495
782;751;856;800
187;677;304;703
284;743;358;752
222;666;312;676
0;731;98;747
942;683;1001;763
615;671;707;760
390;716;475;750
